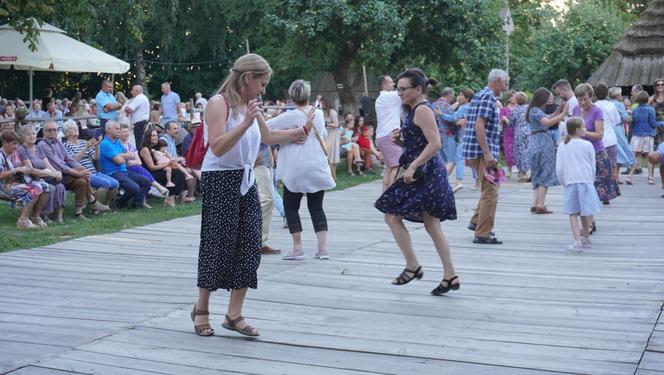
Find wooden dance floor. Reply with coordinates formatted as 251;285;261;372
2;173;664;375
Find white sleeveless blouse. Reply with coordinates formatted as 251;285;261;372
201;95;261;196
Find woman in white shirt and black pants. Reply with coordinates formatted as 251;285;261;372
192;54;311;338
268;80;336;260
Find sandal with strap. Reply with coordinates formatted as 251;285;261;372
431;275;461;296
221;315;259;337
391;266;423;285
190;304;214;336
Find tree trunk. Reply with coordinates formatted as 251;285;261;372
331;40;360;113
134;48;147;94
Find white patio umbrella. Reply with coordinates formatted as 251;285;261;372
0;19;130;102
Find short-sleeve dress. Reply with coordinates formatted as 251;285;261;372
17;145;66;216
501;105;516;167
324;109;341;164
527;107;558;189
0;150;47;205
375;101;457;223
511;104;530;173
573;105;620;202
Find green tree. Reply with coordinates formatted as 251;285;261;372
0;0;54;51
514;1;630;90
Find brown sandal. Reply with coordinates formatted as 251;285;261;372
221;315;259;337
534;206;553;214
190;304;214;336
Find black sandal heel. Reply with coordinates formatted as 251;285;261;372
392;266;423;285
431;275;460;296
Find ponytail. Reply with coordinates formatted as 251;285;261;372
563;134;572;144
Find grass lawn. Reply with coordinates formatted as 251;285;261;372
0;162;381;253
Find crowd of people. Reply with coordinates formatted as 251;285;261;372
2;52;664;338
0;80;208;229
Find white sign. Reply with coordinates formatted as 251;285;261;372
500;8;515;35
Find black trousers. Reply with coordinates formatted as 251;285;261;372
283;186;327;234
133;120;148;147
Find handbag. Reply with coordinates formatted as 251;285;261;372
395;161;428;183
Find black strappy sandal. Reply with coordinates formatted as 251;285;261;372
392;266;423;285
431;276;460;296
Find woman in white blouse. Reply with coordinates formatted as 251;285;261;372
268;80;336;260
192;54;310;338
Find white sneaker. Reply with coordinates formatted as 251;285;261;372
149;186;165;198
511;166;518;174
314;251;330;260
282;250;305;260
581;237;592;248
452;183;464;193
566;240;583;252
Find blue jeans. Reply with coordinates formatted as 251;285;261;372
90;173;119;189
111;170;151;208
549;128;560;146
272;169;285;218
454;141;465;181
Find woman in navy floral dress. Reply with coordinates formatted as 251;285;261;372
375;68;459;296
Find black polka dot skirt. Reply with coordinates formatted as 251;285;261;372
197;170;262;291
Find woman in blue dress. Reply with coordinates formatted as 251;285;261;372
375;68;459;296
527;88;567;214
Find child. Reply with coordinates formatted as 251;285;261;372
340;120;364;176
627;91;664;185
357;125;382;172
153;139;194;187
555;117;601;251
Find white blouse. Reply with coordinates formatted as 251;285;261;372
268;108;336;193
202;96;261;196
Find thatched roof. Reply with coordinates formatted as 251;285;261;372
588;0;664;86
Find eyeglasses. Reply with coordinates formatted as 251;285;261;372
44;128;57;133
396;86;415;93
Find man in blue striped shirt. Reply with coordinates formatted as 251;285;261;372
462;69;509;244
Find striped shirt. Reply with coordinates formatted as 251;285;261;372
63;140;97;173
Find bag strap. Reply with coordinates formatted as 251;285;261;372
296;107;328;158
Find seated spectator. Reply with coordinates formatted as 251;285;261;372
45;101;64;132
118;123;170;204
357;125;382;172
161;120;197;197
25;101;48;128
38;120;110;220
99;121;151;209
139;127;190;205
17;125;66;223
339;119;364;176
62;120;119;207
153;138;194;185
0;130;50;229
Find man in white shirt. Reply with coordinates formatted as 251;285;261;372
552;79;579;145
124;85;151;146
374;75;403;191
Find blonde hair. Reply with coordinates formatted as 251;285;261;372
218;54;272;113
564;117;584;144
515;91;528;105
288;80;311;105
608;87;622;100
574;83;594;99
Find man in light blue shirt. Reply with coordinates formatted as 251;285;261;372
160;82;181;126
95;79;122;132
25;101;48;128
99;120;151;209
45;102;63;128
